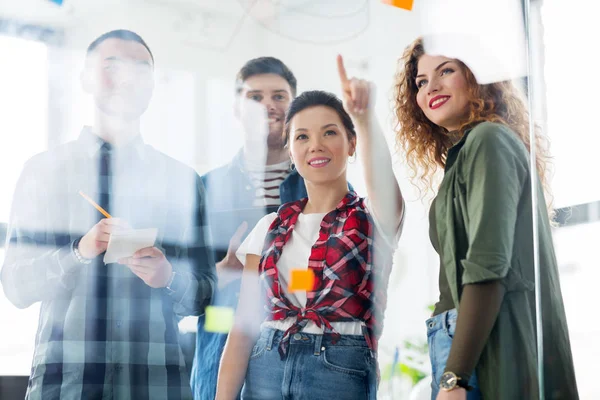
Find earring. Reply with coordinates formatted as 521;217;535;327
290;162;296;171
349;152;357;164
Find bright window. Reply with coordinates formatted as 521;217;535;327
0;34;48;375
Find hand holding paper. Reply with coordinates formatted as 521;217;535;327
77;191;170;289
79;218;131;259
104;228;158;264
117;240;174;289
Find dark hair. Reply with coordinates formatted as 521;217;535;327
283;90;356;146
87;30;154;63
235;57;297;96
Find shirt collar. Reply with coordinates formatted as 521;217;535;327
230;149;246;172
230;148;293;174
78;126;146;159
444;124;477;171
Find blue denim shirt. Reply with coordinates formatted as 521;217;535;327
191;150;307;400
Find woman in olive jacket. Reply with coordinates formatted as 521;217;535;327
393;37;579;400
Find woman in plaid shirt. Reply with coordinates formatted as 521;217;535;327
216;56;405;400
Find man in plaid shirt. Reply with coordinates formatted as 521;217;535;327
0;30;215;399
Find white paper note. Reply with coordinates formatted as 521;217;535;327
104;228;158;264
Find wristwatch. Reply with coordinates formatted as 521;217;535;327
72;237;92;265
439;371;471;391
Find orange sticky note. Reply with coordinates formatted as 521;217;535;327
288;269;315;292
381;0;414;11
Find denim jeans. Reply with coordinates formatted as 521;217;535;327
241;328;377;400
426;309;482;400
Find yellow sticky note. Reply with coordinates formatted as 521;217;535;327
204;306;235;333
288;269;315;292
381;0;414;11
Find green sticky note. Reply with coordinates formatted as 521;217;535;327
204;306;235;333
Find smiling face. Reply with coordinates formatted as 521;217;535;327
288;105;356;186
238;73;293;149
415;54;471;131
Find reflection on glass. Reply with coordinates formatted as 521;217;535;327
0;1;591;399
1;30;215;399
0;34;48;377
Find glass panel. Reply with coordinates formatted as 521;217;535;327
540;0;598;398
0;1;586;399
0;34;48;376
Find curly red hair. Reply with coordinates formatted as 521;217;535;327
393;37;552;205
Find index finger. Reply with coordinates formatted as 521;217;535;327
337;54;349;86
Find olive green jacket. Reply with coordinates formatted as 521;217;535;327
434;122;579;399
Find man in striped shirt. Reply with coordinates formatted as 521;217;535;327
245;160;292;208
1;30;215;399
191;57;307;400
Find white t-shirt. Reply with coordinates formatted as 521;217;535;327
236;198;404;335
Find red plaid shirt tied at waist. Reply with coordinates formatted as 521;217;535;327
259;191;393;359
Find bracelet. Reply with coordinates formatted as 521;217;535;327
72;238;92;265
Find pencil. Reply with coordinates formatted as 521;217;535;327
78;190;112;218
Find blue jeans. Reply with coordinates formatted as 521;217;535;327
426;309;482;400
242;328;377;400
192;278;241;400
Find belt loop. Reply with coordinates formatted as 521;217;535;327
314;334;323;356
443;310;449;336
266;328;276;351
444;309;456;337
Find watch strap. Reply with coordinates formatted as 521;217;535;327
456;375;472;391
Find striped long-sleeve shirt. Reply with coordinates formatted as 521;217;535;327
245;159;291;207
0;128;215;399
